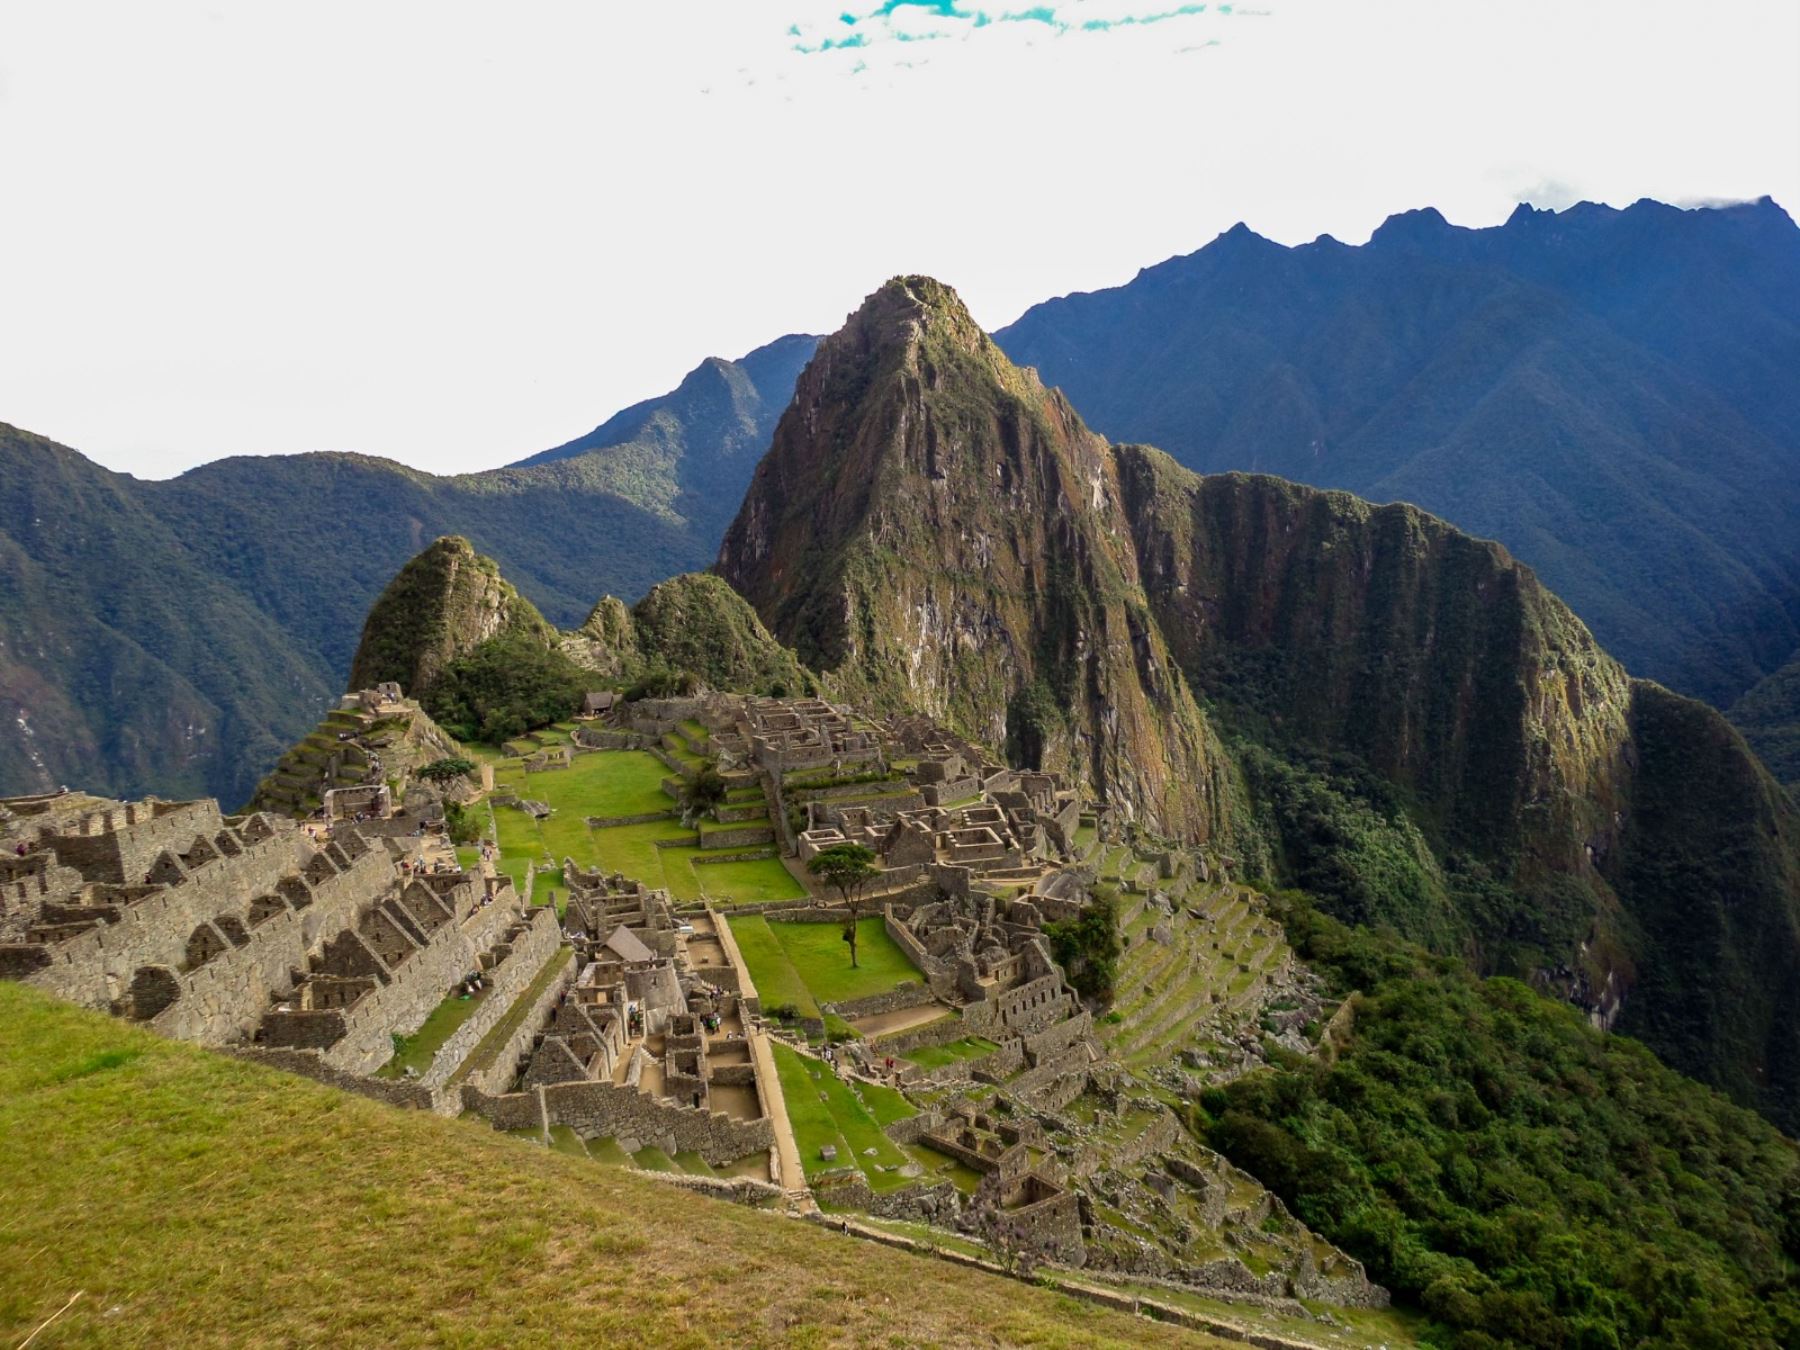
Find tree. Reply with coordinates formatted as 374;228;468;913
680;766;728;827
1044;889;1121;1004
418;757;476;785
806;843;880;968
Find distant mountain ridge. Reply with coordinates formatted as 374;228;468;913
0;335;818;807
995;196;1800;712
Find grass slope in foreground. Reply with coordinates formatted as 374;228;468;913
0;984;1222;1349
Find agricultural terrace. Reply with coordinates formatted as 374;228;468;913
483;748;804;907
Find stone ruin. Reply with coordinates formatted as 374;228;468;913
0;787;544;1081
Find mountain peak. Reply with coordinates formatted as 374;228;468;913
1367;205;1457;249
838;275;988;356
347;535;553;697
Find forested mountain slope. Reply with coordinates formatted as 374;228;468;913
0;337;816;806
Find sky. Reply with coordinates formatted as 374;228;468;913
1;1;1796;479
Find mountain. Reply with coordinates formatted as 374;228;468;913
718;276;1800;1131
717;277;1241;845
346;539;808;717
347;536;558;697
1731;651;1800;792
995;197;1800;714
0;338;817;807
512;332;819;540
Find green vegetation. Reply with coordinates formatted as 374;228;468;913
902;1036;999;1070
447;948;574;1088
763;916;919;1006
805;842;880;968
2;982;1190;1347
769;1042;916;1190
1043;889;1121;1004
425;632;587;744
1730;651;1800;790
418;756;476;783
726;915;820;1020
730;915;922;1019
1196;894;1800;1350
377;984;488;1079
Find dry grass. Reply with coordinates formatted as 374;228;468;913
0;983;1226;1348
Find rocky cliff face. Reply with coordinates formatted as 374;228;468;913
717;277;1242;843
715;276;1800;1130
1114;451;1635;878
347;536;555;700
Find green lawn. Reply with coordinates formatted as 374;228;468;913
527;750;673;817
488;803;541;891
764;917;922;1006
770;1043;915;1189
676;853;804;906
728;915;922;1025
483;750;803;907
591;818;697;882
447;948;574;1088
0;984;1206;1350
724;915;820;1019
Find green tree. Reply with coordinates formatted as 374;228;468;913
806;843;880;969
1044;889;1121;1004
423;634;586;744
418;756;476;784
679;765;728;826
442;800;481;845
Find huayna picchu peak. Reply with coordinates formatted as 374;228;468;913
720;274;1800;1136
719;276;1240;846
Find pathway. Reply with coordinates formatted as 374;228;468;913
748;1025;812;1211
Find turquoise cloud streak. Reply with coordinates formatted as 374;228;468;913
794;1;1243;54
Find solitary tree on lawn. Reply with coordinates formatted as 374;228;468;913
806;843;880;968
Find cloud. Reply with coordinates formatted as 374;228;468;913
792;0;1257;56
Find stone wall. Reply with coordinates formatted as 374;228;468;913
454;945;580;1098
27;833;387;1038
313;895;522;1076
24;827;313;1012
461;1082;547;1134
988;1178;1085;1268
233;1046;441;1112
812;1171;964;1226
43;798;226;886
466;1080;773;1166
827;981;938;1022
687;824;775;851
418;911;563;1090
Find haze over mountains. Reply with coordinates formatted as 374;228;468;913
3;196;1798;807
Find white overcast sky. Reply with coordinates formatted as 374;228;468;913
2;1;1796;478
